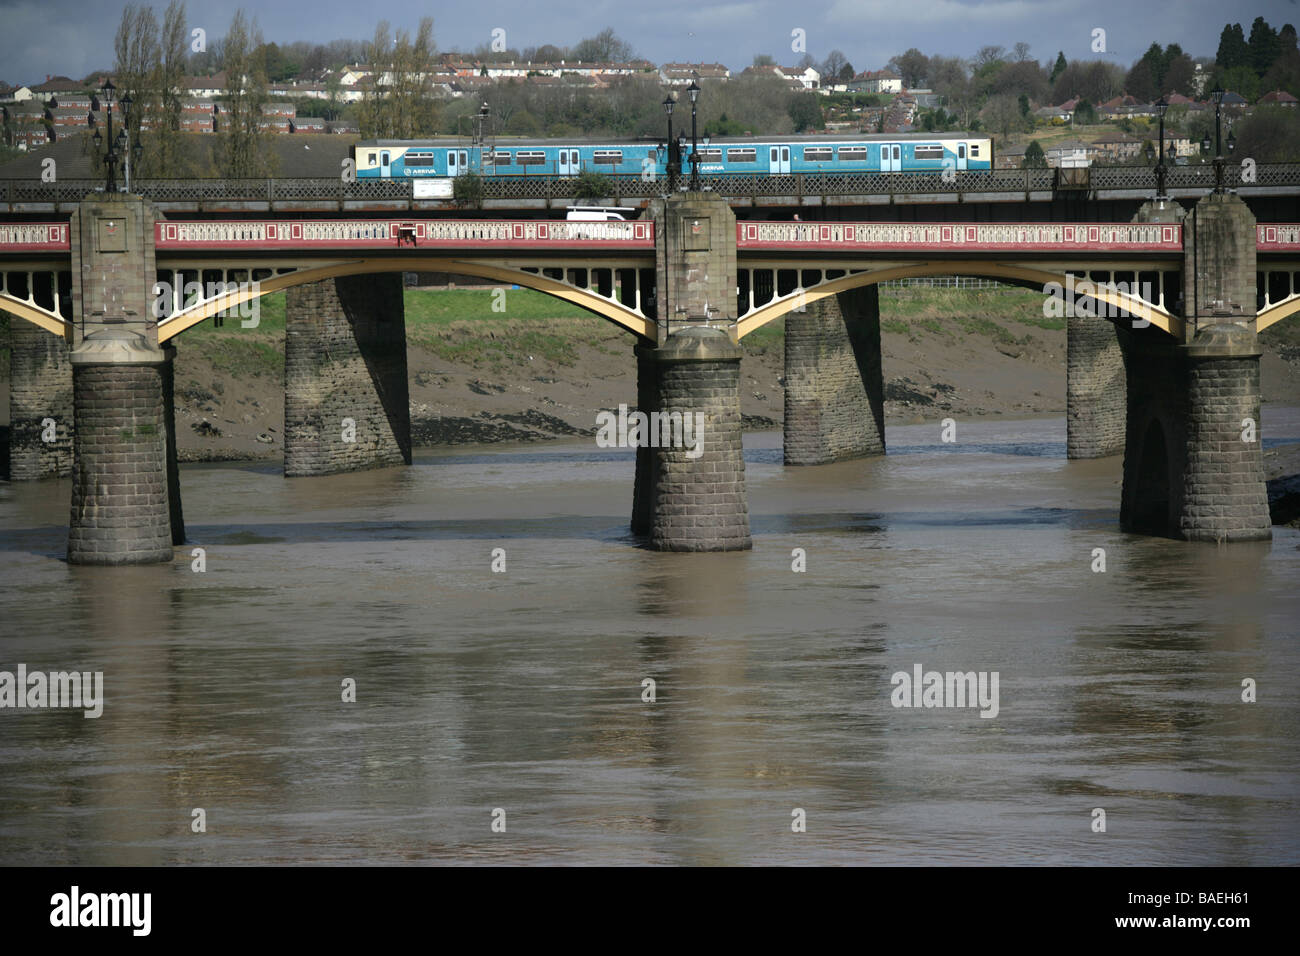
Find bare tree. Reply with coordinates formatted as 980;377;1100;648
981;93;1021;138
1012;41;1032;62
146;1;189;176
972;45;1006;70
113;3;160;163
218;9;274;178
571;27;635;63
889;48;930;88
359;18;437;138
821;49;849;81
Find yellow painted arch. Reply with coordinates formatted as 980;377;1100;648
1256;299;1300;332
0;296;71;340
158;257;656;343
735;260;1185;340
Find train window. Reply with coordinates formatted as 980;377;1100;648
486;151;511;166
593;150;624;165
838;147;867;161
367;152;377;166
970;145;980;156
914;145;945;160
405;151;436;167
698;148;722;163
517;151;546;166
804;147;833;162
727;148;757;163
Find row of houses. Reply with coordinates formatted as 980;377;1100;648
995;132;1199;169
1033;89;1297;123
1;95;349;150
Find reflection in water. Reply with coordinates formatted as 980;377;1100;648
1;413;1298;864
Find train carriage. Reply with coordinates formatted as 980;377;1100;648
354;133;994;182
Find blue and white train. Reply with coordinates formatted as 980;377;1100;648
354;133;994;181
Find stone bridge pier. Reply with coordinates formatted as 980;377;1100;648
782;285;885;465
283;273;411;477
1067;197;1185;460
1120;192;1271;542
631;193;751;551
6;316;74;479
65;194;183;564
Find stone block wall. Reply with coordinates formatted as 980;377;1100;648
67;361;173;564
647;328;751;551
655;194;737;343
284;274;411;477
7;317;74;479
1182;193;1256;324
1066;317;1126;459
783;285;884;464
1180;331;1272;542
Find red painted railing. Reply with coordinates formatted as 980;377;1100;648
737;221;1183;253
153;219;655;251
11;221;1300;257
0;223;70;252
1256;224;1300;251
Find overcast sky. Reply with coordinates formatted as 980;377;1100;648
1;0;1297;85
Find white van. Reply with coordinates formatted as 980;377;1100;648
565;206;637;221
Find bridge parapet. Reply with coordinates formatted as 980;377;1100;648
737;221;1182;253
154;218;654;252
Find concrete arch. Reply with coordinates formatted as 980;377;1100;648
157;257;656;343
735;260;1183;340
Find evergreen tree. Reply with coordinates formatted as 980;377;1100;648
1217;23;1248;71
1050;51;1067;85
1248;16;1279;76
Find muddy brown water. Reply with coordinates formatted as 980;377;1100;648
1;412;1298;864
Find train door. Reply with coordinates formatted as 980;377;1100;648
957;142;968;171
879;143;901;172
380;149;391;177
447;149;468;176
768;145;791;174
558;148;580;176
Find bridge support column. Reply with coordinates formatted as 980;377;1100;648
284;274;411;477
1067;198;1185;460
644;327;751;552
67;331;175;564
1066;316;1126;459
65;193;179;564
1179;327;1272;541
7;316;73;479
1121;192;1270;541
783;286;884;464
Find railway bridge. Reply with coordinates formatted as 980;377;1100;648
1;189;1297;559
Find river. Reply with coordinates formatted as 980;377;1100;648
2;410;1298;865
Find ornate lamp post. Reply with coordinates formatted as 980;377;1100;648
1211;86;1225;193
1154;96;1168;199
662;94;676;190
91;79;120;192
687;78;700;191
